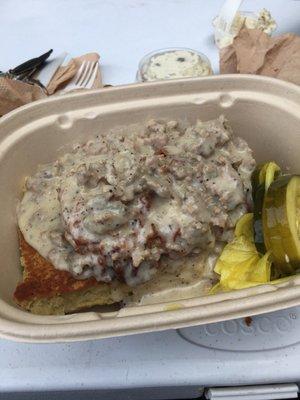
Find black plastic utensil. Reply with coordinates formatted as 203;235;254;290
9;49;53;77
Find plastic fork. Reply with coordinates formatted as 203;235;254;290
59;60;98;94
217;0;243;32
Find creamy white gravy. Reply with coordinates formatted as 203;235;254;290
18;117;255;287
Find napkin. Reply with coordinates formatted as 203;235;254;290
220;28;300;85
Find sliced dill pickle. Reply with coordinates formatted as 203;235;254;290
253;183;266;253
251;163;268;196
234;213;253;238
252;162;281;254
251;162;281;196
265;162;281;191
263;175;300;276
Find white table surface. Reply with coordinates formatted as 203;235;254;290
0;1;300;398
1;0;300;85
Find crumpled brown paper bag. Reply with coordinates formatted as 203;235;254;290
0;52;103;116
0;78;46;116
220;28;300;85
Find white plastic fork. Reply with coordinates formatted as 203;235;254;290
59;60;98;94
217;0;243;32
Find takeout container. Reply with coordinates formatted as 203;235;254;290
0;75;299;342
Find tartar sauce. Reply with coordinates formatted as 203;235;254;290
139;49;212;81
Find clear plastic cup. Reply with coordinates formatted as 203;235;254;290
136;47;213;82
213;11;257;49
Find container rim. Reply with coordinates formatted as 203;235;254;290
1;74;299;124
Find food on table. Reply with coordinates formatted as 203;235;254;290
15;116;255;313
137;48;213;82
210;213;271;293
256;9;277;35
263;175;300;276
15;108;298;313
252;162;281;253
212;162;300;293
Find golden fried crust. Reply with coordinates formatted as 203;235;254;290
14;233;129;314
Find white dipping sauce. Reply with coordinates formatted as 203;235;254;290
141;50;212;81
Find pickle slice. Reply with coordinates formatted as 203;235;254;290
235;213;253;238
253;183;266;253
251;163;268;196
252;162;281;254
263;175;300;275
251;162;281;195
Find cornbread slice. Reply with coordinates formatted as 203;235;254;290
14;233;131;315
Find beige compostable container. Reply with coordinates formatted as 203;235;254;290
0;75;299;343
